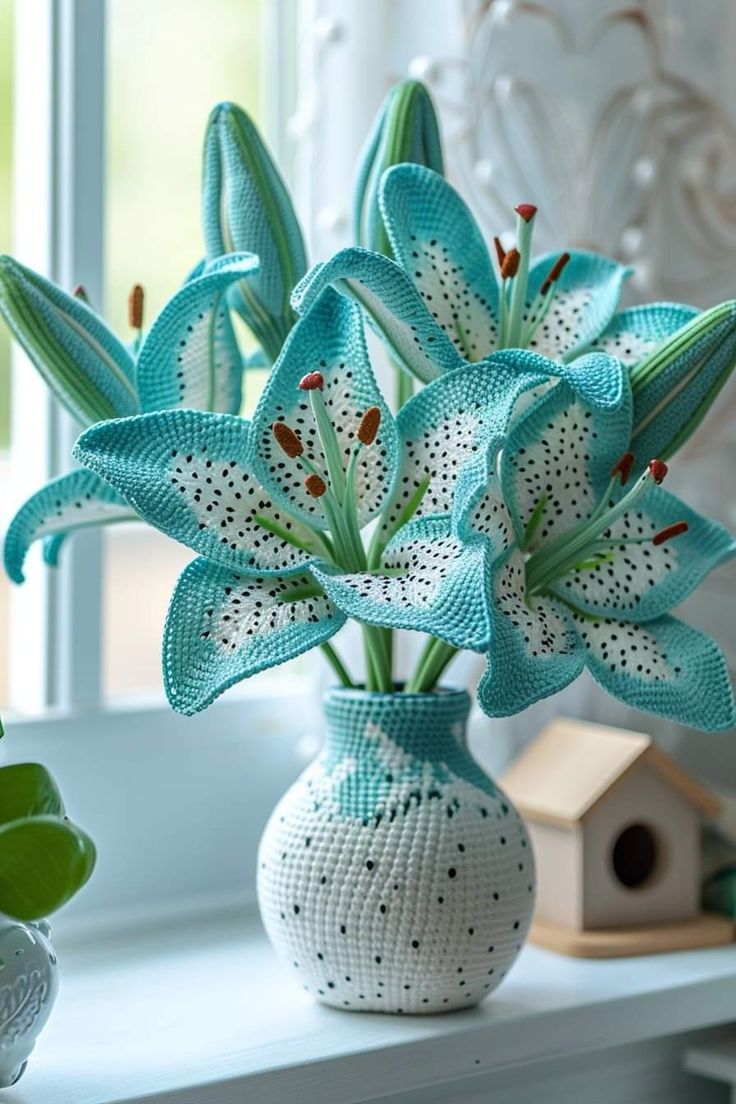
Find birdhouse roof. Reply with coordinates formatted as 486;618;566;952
501;718;720;828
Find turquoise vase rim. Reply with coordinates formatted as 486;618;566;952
323;684;470;705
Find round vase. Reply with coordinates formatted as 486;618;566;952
0;917;59;1086
257;686;535;1014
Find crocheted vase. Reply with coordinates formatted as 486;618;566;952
257;686;535;1013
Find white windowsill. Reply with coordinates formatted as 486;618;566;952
12;908;736;1104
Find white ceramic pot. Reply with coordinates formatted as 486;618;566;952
0;917;59;1086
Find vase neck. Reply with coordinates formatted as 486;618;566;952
321;687;495;799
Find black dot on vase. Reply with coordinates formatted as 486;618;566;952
375;955;382;964
488;945;494;953
366;860;374;871
468;928;474;935
438;896;444;904
457;843;465;852
293;904;300;915
317;952;324;961
493;892;499;901
448;868;457;879
404;984;411;990
411;940;420;949
379;904;387;914
513;921;520;930
340;924;346;934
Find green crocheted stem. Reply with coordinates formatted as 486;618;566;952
320;641;355;688
407;636;459;694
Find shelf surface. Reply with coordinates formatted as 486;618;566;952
9;910;736;1104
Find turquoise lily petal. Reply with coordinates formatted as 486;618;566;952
0;256;138;425
570;611;736;731
73;410;320;575
252;288;399;528
379;164;500;361
526;250;632;362
589;302;698;367
500;372;631;549
292;249;463;383
202;102;306;360
477;551;585;717
381;350;554;543
312;516;494;652
136;252;259;415
551;485;736;622
164;558;345;715
354;80;444;254
4;469;135;584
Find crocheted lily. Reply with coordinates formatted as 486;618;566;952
74;290;583;713
0;251;260;582
313;357;736;730
295;165;736;444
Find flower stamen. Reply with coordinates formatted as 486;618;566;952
272;421;304;458
653;521;688;546
525;457;670;594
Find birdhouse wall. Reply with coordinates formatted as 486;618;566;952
526;820;583;930
581;764;701;930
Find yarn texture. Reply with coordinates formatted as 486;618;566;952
257;687;534;1014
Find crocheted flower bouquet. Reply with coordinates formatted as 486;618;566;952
2;80;735;1015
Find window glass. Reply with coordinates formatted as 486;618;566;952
104;0;269;701
0;0;13;706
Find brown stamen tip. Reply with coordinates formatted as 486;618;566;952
128;284;144;330
515;203;538;223
72;284;89;302
611;451;635;486
272;421;303;459
357;406;381;446
540;251;571;295
299;371;324;391
501;248;520;280
653;521;689;546
648;458;668;484
493;236;506;267
304;473;327;498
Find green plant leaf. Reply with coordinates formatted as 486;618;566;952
0;763;65;825
0;815;96;921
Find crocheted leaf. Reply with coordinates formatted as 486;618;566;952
0;256;138;425
164;559;345;714
4;469;135;584
292;248;463;383
354;80;444;254
551;485;736;622
477;551;584;716
378;350;554;542
589;302;698;367
136;252;258;415
629;299;736;465
500;374;631;549
73;410;320;575
379;164;499;361
0;815;96;922
569;611;736;731
526;250;632;362
252;289;398;528
0;764;64;822
202;102;306;360
312;516;494;651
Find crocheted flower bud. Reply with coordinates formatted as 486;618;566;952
202;101;307;360
630;298;736;465
354;79;444;255
0;255;138;425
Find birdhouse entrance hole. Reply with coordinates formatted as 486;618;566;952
611;822;659;889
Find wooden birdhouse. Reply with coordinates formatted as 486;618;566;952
502;718;734;957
